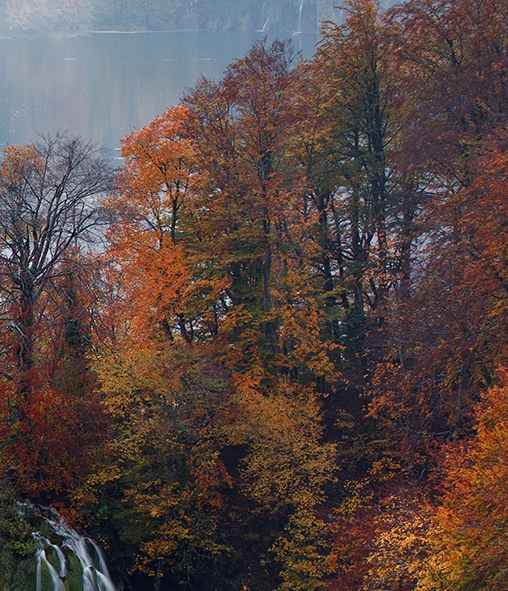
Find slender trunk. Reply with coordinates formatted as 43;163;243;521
398;190;415;301
351;181;364;316
17;271;36;392
368;73;389;309
153;559;163;591
317;190;342;343
262;217;277;345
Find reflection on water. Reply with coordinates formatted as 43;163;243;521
0;31;318;153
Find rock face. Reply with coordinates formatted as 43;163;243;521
0;0;343;34
87;0;342;33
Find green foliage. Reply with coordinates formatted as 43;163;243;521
9;559;36;591
0;482;38;591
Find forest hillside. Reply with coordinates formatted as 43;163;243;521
0;0;507;589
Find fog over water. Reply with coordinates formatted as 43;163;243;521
0;31;319;154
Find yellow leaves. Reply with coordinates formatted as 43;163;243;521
2;144;41;173
91;342;235;575
362;493;433;591
435;374;508;543
81;464;123;489
95;347;168;413
271;502;335;591
278;298;339;379
91;40;355;585
230;378;337;507
128;480;185;519
360;374;508;591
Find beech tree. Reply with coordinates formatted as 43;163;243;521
182;39;337;385
184;39;305;353
105;105;215;344
97;40;339;590
305;0;411;387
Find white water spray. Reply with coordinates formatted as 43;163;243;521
34;511;116;591
35;549;66;591
257;0;269;32
297;0;303;33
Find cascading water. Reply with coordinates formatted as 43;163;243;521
297;0;303;33
257;0;269;32
33;509;116;591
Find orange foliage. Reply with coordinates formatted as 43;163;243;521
105;105;225;343
414;371;508;590
0;376;109;505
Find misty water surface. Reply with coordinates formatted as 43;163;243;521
0;31;318;154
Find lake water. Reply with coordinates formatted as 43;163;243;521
0;31;319;154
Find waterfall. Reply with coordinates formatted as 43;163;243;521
34;510;116;591
35;549;66;591
257;0;269;32
297;0;303;33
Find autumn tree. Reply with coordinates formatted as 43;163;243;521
88;344;235;590
304;0;412;386
182;45;339;586
387;0;508;179
357;371;508;591
181;40;337;385
0;133;114;501
316;0;508;583
292;1;422;542
183;39;311;359
105;104;217;344
418;371;508;590
0;134;112;381
97;39;339;590
340;0;508;473
117;104;196;246
368;124;508;474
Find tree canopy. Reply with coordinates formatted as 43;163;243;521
0;0;508;589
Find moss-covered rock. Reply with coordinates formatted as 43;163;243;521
11;558;37;591
0;480;116;591
0;480;39;591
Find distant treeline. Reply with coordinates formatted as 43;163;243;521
0;0;352;33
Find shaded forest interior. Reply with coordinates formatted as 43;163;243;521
0;0;508;589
